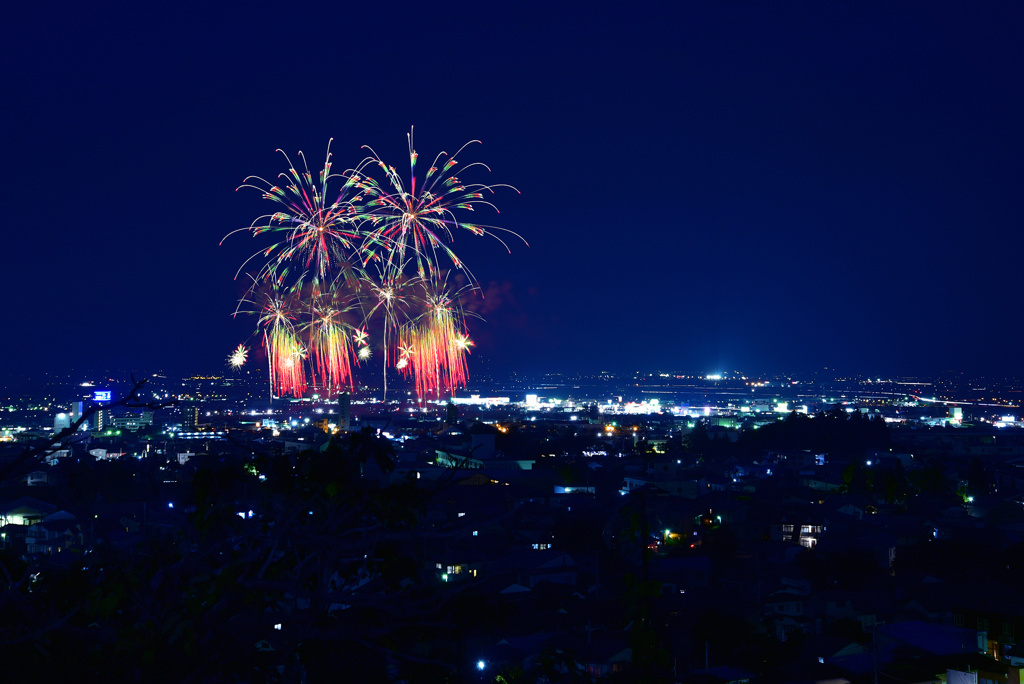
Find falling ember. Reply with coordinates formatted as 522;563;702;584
303;294;358;390
259;290;307;398
396;296;473;398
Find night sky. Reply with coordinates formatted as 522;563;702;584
4;2;1023;380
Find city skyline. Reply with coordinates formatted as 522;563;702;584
4;3;1024;380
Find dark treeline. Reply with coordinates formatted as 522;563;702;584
687;406;890;459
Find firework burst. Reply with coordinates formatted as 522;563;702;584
351;127;523;283
228;344;249;369
225;140;364;289
225;131;521;400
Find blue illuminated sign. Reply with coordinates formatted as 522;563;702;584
93;390;112;402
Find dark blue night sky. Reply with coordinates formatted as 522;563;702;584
3;2;1023;379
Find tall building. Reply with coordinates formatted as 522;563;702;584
71;401;89;431
72;394;112;432
338;392;351;432
182;405;200;430
54;412;71;434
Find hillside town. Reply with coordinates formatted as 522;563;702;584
3;370;1024;682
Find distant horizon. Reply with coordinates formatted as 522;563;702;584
2;362;1022;384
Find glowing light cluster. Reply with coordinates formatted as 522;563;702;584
225;129;522;399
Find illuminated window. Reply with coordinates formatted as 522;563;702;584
782;524;794;533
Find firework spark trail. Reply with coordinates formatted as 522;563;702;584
302;293;358;391
266;327;307;398
351;128;522;284
259;291;307;397
399;320;472;399
397;283;475;397
224;140;364;289
360;266;421;399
